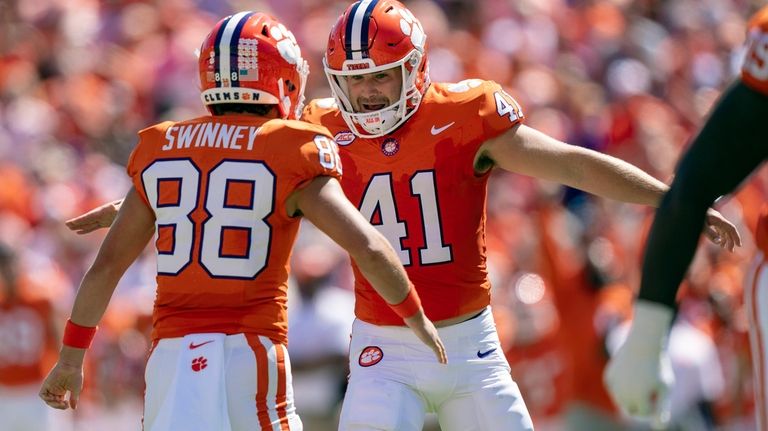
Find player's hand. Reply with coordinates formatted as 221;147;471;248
604;336;673;423
65;199;123;234
703;208;741;251
403;310;447;364
603;300;674;426
39;361;84;410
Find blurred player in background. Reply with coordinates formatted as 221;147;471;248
39;11;445;431
66;1;741;429
747;204;768;431
0;242;63;431
604;5;768;429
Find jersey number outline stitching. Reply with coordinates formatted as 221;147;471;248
357;170;452;266
142;158;275;279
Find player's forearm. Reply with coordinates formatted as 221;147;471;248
567;149;668;207
68;188;155;327
351;233;412;305
69;266;124;327
638;185;710;307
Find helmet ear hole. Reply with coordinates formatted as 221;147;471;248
261;25;269;37
286;80;296;92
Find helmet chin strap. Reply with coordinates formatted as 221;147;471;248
354;104;401;135
277;78;289;119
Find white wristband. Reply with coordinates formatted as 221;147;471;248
626;299;674;350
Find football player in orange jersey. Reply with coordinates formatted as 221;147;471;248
65;1;741;429
604;5;768;428
0;242;63;431
39;11;446;431
309;1;736;430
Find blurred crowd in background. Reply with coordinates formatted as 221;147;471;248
1;0;767;430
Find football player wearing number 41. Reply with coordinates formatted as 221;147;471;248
310;1;738;430
66;1;741;430
39;11;445;431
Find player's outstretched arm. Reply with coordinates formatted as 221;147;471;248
605;80;768;420
40;188;154;410
476;123;740;250
65;199;123;234
288;176;447;364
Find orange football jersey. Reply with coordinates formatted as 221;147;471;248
127;114;341;343
303;80;524;325
742;6;768;94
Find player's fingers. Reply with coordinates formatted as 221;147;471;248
730;229;740;250
413;325;446;364
45;399;69;410
703;226;720;244
432;335;447;364
722;223;742;250
69;388;80;410
65;215;94;226
78;223;101;234
66;220;96;231
39;388;69;410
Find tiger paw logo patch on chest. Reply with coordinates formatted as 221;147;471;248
359;346;383;367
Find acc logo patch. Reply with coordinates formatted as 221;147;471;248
381;138;399;156
359;346;383;367
334;131;356;146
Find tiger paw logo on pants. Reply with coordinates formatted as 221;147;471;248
191;356;208;372
359;346;383;367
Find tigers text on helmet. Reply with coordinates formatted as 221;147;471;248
198;12;308;120
324;0;430;138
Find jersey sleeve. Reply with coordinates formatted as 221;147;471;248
125;121;174;208
441;80;525;159
282;128;343;196
741;6;768;95
126;121;174;207
475;80;525;139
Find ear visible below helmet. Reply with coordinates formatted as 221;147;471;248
198;11;308;120
324;0;430;137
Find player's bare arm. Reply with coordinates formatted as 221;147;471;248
475;123;740;250
287;175;447;364
40;187;155;410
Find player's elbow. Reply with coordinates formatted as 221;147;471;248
348;231;397;269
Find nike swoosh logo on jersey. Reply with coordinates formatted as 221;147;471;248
189;340;215;350
477;347;497;358
430;122;455;135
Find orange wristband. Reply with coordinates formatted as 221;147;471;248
389;285;422;319
62;319;97;349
